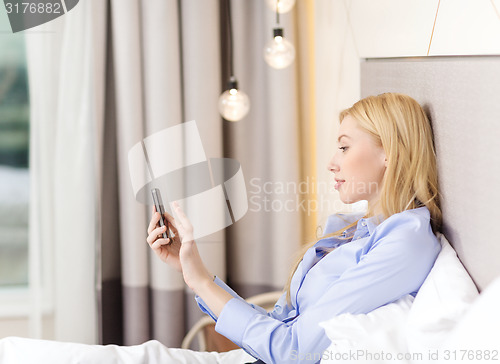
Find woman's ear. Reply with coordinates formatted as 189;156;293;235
377;145;388;168
382;151;388;169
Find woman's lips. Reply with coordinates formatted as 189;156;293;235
334;180;345;190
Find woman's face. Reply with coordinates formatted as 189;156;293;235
327;115;387;205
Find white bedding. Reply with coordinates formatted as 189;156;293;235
0;338;255;364
319;232;488;364
0;234;496;364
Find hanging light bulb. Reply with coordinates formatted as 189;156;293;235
264;28;295;69
218;77;250;122
218;0;250;122
266;0;295;13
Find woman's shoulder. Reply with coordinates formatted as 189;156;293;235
377;206;432;233
371;206;440;254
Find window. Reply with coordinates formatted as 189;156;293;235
0;10;30;291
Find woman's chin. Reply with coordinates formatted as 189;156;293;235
339;195;360;205
339;195;351;204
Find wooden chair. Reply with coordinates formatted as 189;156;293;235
181;290;283;352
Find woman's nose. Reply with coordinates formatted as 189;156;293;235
327;157;339;173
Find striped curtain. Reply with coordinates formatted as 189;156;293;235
97;0;317;347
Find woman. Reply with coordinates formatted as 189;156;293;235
146;93;442;363
0;93;441;363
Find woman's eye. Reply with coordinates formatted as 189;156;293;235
338;146;348;152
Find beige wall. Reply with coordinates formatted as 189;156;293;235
313;0;500;228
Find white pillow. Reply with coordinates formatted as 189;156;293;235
319;232;479;364
319;294;414;364
405;232;479;353
441;276;500;357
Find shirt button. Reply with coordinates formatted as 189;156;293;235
361;221;367;227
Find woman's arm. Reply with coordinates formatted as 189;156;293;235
192;278;234;318
195;276;290;326
147;203;281;321
147;202;234;316
213;217;441;363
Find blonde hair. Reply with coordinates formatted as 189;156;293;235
283;93;442;306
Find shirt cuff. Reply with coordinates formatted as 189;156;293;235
214;296;260;348
194;276;242;321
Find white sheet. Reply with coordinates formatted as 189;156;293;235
0;337;256;364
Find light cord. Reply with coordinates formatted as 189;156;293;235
227;0;234;79
276;0;280;25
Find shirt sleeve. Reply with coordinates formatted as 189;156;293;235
214;215;441;364
195;276;284;321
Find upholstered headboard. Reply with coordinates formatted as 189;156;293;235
361;57;500;293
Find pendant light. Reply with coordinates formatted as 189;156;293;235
218;0;250;122
266;0;296;14
263;0;295;69
218;76;250;122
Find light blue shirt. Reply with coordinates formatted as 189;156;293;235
195;206;441;363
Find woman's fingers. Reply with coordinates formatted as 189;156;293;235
152;238;170;250
147;210;161;235
147;225;166;245
172;202;194;242
148;203;193;243
163;210;178;231
173;202;188;225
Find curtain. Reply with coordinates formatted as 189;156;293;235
99;0;225;346
25;0;106;342
100;0;317;347
26;0;316;347
222;0;318;298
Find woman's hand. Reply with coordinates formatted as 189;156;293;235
146;202;213;292
147;206;182;272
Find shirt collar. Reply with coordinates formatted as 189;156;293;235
358;205;430;235
315;211;384;249
357;213;385;236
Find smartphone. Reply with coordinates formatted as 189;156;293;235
151;188;172;242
